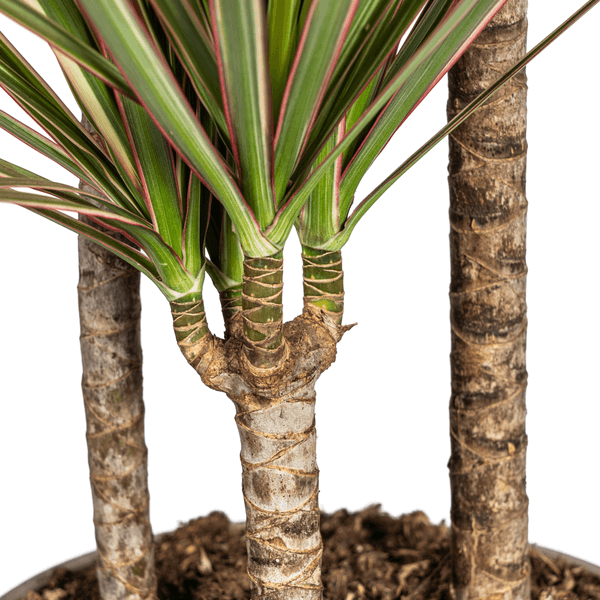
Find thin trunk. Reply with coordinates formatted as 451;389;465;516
78;118;156;600
447;1;529;599
171;249;351;600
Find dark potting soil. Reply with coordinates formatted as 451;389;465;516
24;506;600;600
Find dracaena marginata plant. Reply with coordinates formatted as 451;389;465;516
0;1;596;599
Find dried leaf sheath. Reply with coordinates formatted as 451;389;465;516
447;1;529;598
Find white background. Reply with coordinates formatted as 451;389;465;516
1;3;599;596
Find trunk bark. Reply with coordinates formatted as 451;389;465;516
236;361;322;600
78;118;156;600
171;250;352;600
447;1;529;599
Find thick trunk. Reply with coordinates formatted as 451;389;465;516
172;251;351;599
78;118;156;600
236;368;322;599
447;1;529;599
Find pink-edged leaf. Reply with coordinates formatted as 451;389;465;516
77;0;277;257
4;180;200;294
320;0;600;251
339;0;508;216
0;31;144;214
116;93;184;254
0;0;135;95
0;174;152;226
28;206;167;290
267;0;509;247
148;0;227;136
0;111;87;180
210;0;275;229
273;0;359;205
27;0;142;193
0;187;146;226
297;0;427;175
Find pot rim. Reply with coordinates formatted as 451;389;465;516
2;541;598;600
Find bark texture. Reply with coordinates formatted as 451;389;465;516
172;253;352;599
78;118;156;600
447;1;529;599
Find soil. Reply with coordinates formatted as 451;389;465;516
23;506;600;600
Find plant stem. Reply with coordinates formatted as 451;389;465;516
242;252;285;368
170;291;212;371
78;117;156;600
236;386;323;599
171;251;351;600
301;248;344;326
447;1;529;598
219;284;243;338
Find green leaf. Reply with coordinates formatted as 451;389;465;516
298;121;343;246
30;0;141;194
78;0;277;257
273;0;359;205
211;0;275;229
0;187;145;227
123;223;198;294
328;0;399;95
0;0;135;95
182;170;204;276
204;259;239;294
267;0;302;124
0;31;143;214
0;111;87;179
320;0;600;251
342;75;379;169
380;0;461;90
118;94;183;255
267;0;508;247
219;207;244;286
31;207;162;285
149;0;227;136
298;0;427;173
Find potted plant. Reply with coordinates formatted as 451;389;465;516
0;1;596;600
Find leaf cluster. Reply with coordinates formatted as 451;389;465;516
0;0;594;299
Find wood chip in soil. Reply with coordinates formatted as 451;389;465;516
23;506;600;600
